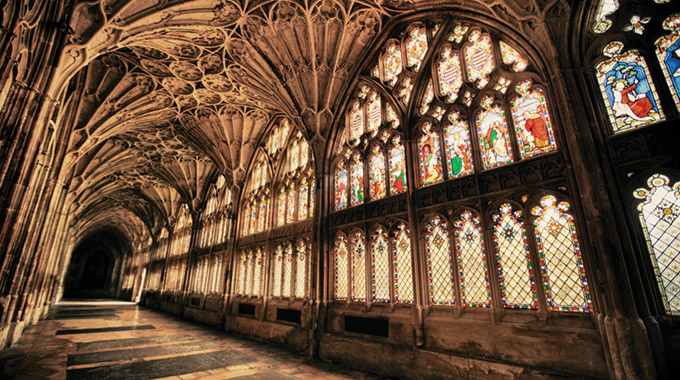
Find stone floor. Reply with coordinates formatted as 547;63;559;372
0;300;393;380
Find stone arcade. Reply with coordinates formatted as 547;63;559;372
0;1;679;379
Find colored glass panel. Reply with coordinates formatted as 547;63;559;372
596;41;664;133
383;42;403;87
493;204;537;308
282;244;293;298
272;246;283;297
655;16;680;110
389;137;408;195
398;77;413;105
238;252;247;294
420;80;434;115
350;156;365;206
464;31;494;88
369;146;387;200
299;180;309;220
296;241;307;298
386;103;400;128
367;92;381;136
477;98;513;169
242;208;251;236
371;227;390;302
593;0;619;33
253;249;264;296
245;251;253;296
499;41;528;72
249;204;257;235
419;122;444;186
349;101;364;143
289;141;300;172
511;83;556;159
634;174;680;315
334;235;349;300
437;46;463;102
351;231;367;302
532;196;592;312
425;216;455;305
287;187;296;224
392;222;414;303
310;181;316;217
300;141;309;167
277;190;286;226
257;200;266;232
443;111;474;179
453;211;491;307
406;26;428;72
335;164;348;210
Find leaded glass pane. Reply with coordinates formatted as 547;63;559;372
349;101;364;143
258;200;267;232
334;235;349;300
443;111;474;179
238;252;247;295
464;30;494;88
287;186;296;224
371;227;390;302
437;46;463;103
634;174;680;315
351;231;367;302
499;41;528;72
398;77;413;105
272;245;283;297
367;92;381;137
242;209;251;236
295;241;307;298
593;0;619;33
532;196;592;312
406;26;428;71
299;180;309;220
335;164;348;210
477;96;513;169
253;249;264;296
250;204;257;235
245;251;253;296
425;216;455;305
389;136;408;195
511;81;557;159
383;42;402;87
277;190;286;226
493;204;537;308
655;16;680;110
596;41;664;133
350;156;365;206
453;211;491;307
386;103;400;128
369;146;387;200
283;244;293;298
420;80;434;115
419;122;444;186
310;181;316;217
392;222;414;303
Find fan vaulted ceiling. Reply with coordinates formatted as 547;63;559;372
52;0;553;243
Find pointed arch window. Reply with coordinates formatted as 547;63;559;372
453;211;491;307
634;174;680;314
425;215;456;305
334;234;349;300
370;226;390;302
171;203;192;257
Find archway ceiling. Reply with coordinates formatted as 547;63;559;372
57;0;553;242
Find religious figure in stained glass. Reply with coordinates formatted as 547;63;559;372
477;97;512;169
511;81;556;159
596;41;664;132
443;111;473;178
350;155;365;206
335;163;348;210
369;146;386;200
287;187;296;224
389;137;407;195
419;123;443;185
655;15;680;109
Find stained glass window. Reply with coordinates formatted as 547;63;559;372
258;199;267;232
398;77;413;105
493;203;537;309
310;181;316;217
299;179;309;220
392;222;414;303
335;162;348;210
385;103;400;128
295;240;307;298
334;235;349;300
350;155;364;206
243;208;251;236
420;80;434;115
477;96;513;169
371;226;390;302
425;215;456;305
596;41;664;133
532;196;592;312
272;245;283;297
464;30;494;88
437;47;463;103
349;101;364;143
245;250;253;296
253;248;264;296
238;251;247;295
388;136;408;195
511;81;556;159
655;15;680;110
443;111;474;179
351;231;367;302
277;189;286;226
499;41;528;72
283;244;293;298
593;0;619;34
289;140;300;172
406;26;428;71
300;141;309;167
369;145;386;200
634;174;680;315
419;122;444;186
249;204;257;235
383;42;402;87
367;91;381;137
453;211;491;307
287;186;296;224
